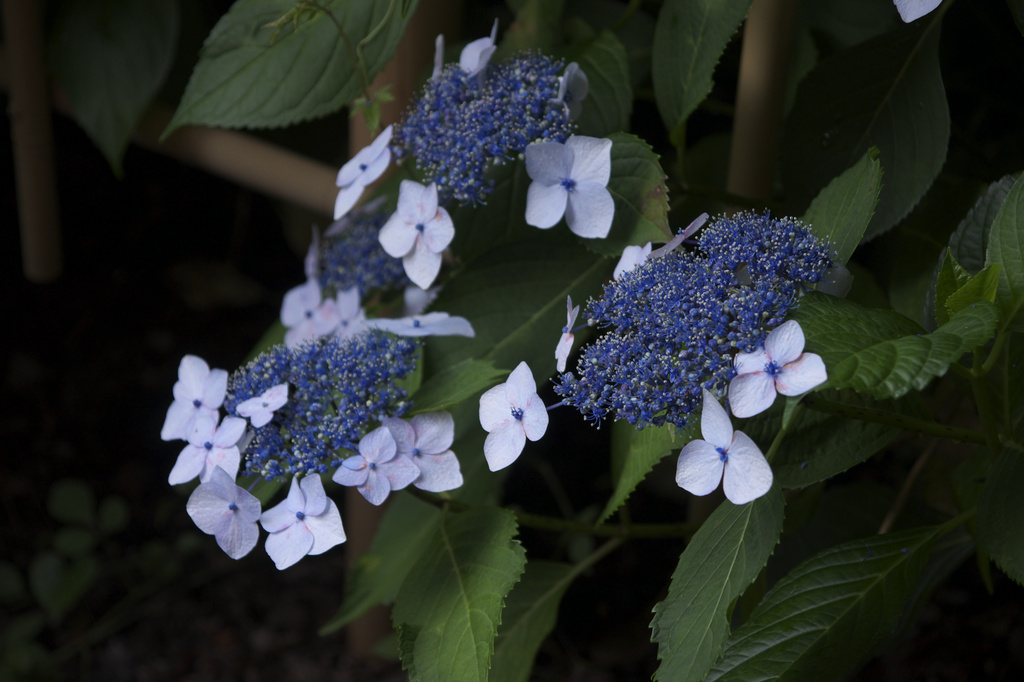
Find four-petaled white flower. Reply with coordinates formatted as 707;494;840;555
729;320;827;418
236;384;288;428
332;426;420;505
281;279;341;348
334;286;368;339
161;355;228;441
675;389;773;505
479;361;549;471
169;414;246;485
459;19;498;82
893;0;941;23
384;412;463;492
334;125;393;220
378;181;455;290
260;474;346;570
186;466;262;559
525;136;614;240
555;296;580;372
552;62;589;119
366;311;474;338
613;242;652;281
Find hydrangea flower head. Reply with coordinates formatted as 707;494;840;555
317;203;409;297
378;180;455;290
186;466;262;559
260;474;346;570
332;425;420;505
729;320;827;418
236;384;288;428
525;135;614;239
675;389;773;505
479;361;549;471
334;125;393;220
169;415;246;485
384;412;463;492
161;355;228;442
393;52;574;204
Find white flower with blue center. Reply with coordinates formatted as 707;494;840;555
160;355;227;442
186;466;262;559
332;426;420;505
378;180;455;290
479;361;549;471
334;125;393;220
384;412;463;492
260;474;346;570
169;414;246;485
236;384;288;428
525;135;614;240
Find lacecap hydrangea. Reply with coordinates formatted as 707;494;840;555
392;52;575;204
223;330;419;480
554;212;835;429
318;206;409;297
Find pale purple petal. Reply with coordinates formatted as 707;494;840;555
280;280;322;328
332;456;369;487
421;209;455;253
359;426;398;464
236;384;288;428
264;522;314;569
260;491;298;533
565;136;612;185
410;412;454;454
520;397;549;442
212;416;247;448
729;372;778;419
383;417;417;456
162;400;213;441
404;285;438;315
432;33;445;78
675;440;725;497
412;450;463;492
175;355;211;400
613;243;651;281
298;474;329;517
776;353;828;396
168;444;206;485
525;141;573;185
359;467;393;506
336;125;393;188
526;182;569;229
305;499;346;554
555;332;574;372
722;431;773;505
734;347;771;376
200;444;239;483
484;420;527;471
698;389;733;449
764;320;805;366
504;361;538;409
893;0;941;22
186;467;260;560
334;184;363;220
397;180;439;224
403;246;444;290
459;19;498;77
366;313;474;337
379;212;418;258
565;183;614;239
381;455;420;491
479;384;511;431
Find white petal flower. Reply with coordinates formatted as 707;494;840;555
384;412;463;492
893;0;941;22
331;426;421;505
479;361;549;471
334;125;393;220
459;19;498;81
260;474;346;570
161;355;227;441
525;136;614;239
675;389;773;505
186;466;262;559
236;384;288;428
366;311;474;337
729;320;828;418
551;62;589;119
169;415;246;485
555;296;580;372
281;279;341;348
378;181;455;290
334;286;368;339
613;242;652;281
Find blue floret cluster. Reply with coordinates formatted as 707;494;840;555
554;212;835;429
318;208;409;296
223;330;420;479
393;53;574;204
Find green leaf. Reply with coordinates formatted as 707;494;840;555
50;0;179;174
600;421;690;523
320;493;440;633
978;433;1024;585
985;173;1024;331
943;263;1001;324
950;173;1020;275
934;249;970;326
790;292;999;400
47;479;95;527
800;148;882;264
573;30;633;138
651;488;785;682
593;132;673;257
165;0;416;134
651;0;754;144
565;0;656;88
411;359;508;414
706;524;948;681
782;18;949;239
500;0;566;54
393;507;527;682
490;561;574;682
449;161;537;262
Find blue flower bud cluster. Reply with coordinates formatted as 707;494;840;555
393;52;574;204
223;330;420;479
554;212;835;429
318;209;409;296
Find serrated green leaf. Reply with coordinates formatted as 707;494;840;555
393;507;526;682
934;249;969;326
790;292;998;399
651;0;753;143
706;524;948;681
943;263;1001;323
490;561;574;682
600;421;690;523
651;488;785;682
573;30;633;138
977;433;1024;585
800;148;882;264
985;173;1024;332
449;161;539;262
593;132;672;257
950;174;1020;275
320;493;440;633
165;0;416;134
782;17;949;239
47;479;95;527
411;359;508;414
50;0;179;174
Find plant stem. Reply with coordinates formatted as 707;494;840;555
801;395;986;445
970;347;1001;452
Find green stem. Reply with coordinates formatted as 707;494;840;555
970;347;1001;452
980;328;1010;375
302;1;373;101
763;402;800;464
357;0;397;64
801;395;986;445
